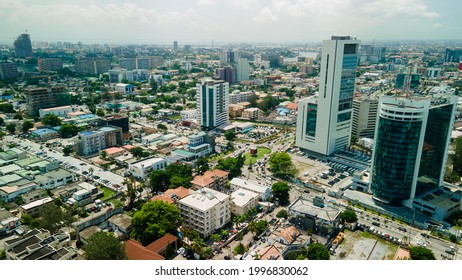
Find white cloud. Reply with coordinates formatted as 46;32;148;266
253;7;279;22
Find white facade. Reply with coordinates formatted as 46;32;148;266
230;188;259;216
180;109;198;120
128;157;168;179
229;178;271;201
352;96;379;139
229;91;254;104
115;83;135;94
296;36;360;156
178;187;231;238
39;105;72;118
78;130;106;156
196;79;229;130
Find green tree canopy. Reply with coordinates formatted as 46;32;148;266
233;242;246;255
22;120;34;133
272;182;290;205
34;204;75;234
0;102;15;113
195;157;209;175
84;232;127;260
63;146;73;155
149;169;170;193
157;123;168;130
276;209;288;219
130;146;150;158
96;108;105;117
307;243;330;260
248;220;268;235
131;200;182;246
59;123;79;138
409;246;436;260
269;152;297;178
340;209;358;223
224;131;236;141
216;153;245;180
41;114;62;127
6;123;16;134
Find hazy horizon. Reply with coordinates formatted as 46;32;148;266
1;0;461;46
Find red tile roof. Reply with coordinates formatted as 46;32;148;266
125;234;178;260
151;187;190;204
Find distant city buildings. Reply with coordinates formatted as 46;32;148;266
173;41;178;52
14;33;33;58
74;57;111;75
0;61;19;80
38;58;63;72
444;48;462;63
296;36;360;156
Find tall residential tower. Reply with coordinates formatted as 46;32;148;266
196;79;229;130
296;36;360;156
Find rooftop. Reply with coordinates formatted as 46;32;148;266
230;177;269;194
179;187;229;211
230;188;259;207
289;197;340;222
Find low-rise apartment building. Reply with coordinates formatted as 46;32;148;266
178;187;231;238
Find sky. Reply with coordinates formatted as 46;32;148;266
1;0;461;45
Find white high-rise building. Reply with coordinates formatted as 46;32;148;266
196;79;229;130
236;58;250;82
296;36;360;156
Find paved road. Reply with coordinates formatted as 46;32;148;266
6;135;125;192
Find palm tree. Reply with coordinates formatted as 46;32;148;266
88;167;94;177
191;238;205;256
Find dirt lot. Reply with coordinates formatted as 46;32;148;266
333;230;399;260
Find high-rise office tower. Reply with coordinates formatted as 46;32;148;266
370;95;457;207
14;33;33;58
236;58;250;82
173;41;178;52
351;95;379;139
196;79;229;130
216;66;236;85
296;36;360;156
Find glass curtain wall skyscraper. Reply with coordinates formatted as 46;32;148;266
370;95;457;207
296;36;359;156
14;33;33;58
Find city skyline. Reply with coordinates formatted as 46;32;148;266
1;0;461;44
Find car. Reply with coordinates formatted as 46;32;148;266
80;162;87;166
372;221;380;227
398;226;407;232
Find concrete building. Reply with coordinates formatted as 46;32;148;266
178;187;231;238
196;79;229;130
29;128;59;142
38;58;63;72
20;197;54;217
230;188;259;216
296;36;359;156
229;91;254;104
24;86;70;116
242;108;261;120
191;169;229;190
76;126;123;156
38;105;72;118
14;33;33;58
184;131;213;159
75;58;111;75
115;83;135;94
128;157;168;179
370;95;458;207
352;95;379;139
229;177;271;201
0;61;19;80
173;41;178;52
119;58;136;70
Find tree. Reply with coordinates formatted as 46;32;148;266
340;210;358;223
83;232;127;260
216;153;245;180
130;146;148;158
63;146;73;156
276;209;288;219
131;200;182;246
41;114;62;127
34;204;74;234
157;123;168;130
210;233;222;243
269;152;297;178
149;169;170;193
59;123;79;138
22;120;34;133
307;243;330;260
100;150;107;159
233;242;246;255
165;163;193;188
409;246;435;260
224;131;236;141
6;123;15;134
196;157;209;175
191;238;205;256
13;113;23;120
0;102;14;113
96;108;105;117
272;182;290;205
0;117;4;126
248;220;268;235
